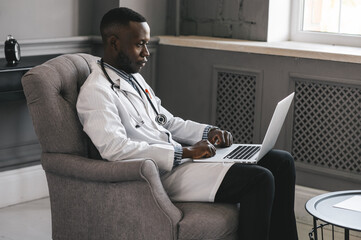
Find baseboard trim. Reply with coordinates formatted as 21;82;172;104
0;164;48;208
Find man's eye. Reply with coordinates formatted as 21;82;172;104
137;41;149;48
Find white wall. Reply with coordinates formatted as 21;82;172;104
0;0;166;57
0;0;167;42
0;0;92;40
267;0;292;41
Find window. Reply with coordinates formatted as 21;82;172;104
291;0;361;47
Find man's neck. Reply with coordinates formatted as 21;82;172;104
101;61;131;78
102;56;120;70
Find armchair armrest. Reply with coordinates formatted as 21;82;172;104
42;153;183;239
42;152;154;182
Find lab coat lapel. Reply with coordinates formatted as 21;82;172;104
111;71;155;123
104;66;159;128
106;68;142;99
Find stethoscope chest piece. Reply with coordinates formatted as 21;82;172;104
155;114;167;126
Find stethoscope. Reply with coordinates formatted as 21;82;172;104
99;58;167;126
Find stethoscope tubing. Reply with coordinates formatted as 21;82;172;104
99;58;167;126
121;89;145;126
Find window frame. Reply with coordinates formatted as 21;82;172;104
290;0;361;47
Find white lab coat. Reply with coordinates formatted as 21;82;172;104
76;61;233;202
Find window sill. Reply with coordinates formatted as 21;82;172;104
158;36;361;64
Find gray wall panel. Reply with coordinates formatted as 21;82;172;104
156;44;361;190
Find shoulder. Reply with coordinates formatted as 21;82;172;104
78;63;115;101
81;62;109;91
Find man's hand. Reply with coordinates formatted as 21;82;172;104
182;140;216;159
208;128;233;148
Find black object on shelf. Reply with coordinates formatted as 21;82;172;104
4;35;21;66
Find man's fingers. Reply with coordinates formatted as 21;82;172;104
213;135;221;146
224;131;233;146
204;142;216;158
212;131;225;146
220;133;226;146
210;144;216;156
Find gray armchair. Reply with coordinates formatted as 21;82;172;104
21;53;239;240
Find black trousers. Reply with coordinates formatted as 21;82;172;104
214;150;298;240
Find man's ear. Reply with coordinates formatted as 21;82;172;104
108;35;118;50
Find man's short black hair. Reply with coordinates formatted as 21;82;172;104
100;7;147;43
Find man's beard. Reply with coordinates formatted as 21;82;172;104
116;51;135;73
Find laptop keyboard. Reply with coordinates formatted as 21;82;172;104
224;145;261;160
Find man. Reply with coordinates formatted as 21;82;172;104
76;7;298;240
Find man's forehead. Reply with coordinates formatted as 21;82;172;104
129;21;150;34
114;21;149;38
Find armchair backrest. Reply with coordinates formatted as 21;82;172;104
22;54;101;160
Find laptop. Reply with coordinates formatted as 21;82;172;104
193;92;294;164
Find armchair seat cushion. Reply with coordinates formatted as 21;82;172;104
175;202;238;240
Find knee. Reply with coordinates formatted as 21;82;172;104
269;150;295;172
260;168;275;201
256;167;275;193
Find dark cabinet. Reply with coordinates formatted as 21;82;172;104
0;55;58;171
